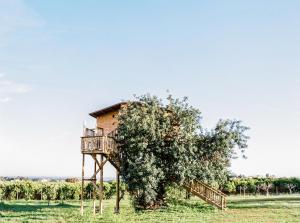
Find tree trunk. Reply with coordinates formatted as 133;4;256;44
152;183;166;209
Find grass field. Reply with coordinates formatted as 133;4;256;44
1;195;300;223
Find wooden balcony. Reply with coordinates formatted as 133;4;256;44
81;136;117;154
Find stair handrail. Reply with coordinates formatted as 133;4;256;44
193;180;227;197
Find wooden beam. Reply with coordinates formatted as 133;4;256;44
80;154;85;216
93;155;96;214
99;154;103;214
90;157;108;180
115;169;120;214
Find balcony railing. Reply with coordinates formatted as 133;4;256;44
81;136;117;154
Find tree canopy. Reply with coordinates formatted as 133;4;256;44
117;94;249;209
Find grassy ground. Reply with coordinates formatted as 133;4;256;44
0;195;300;223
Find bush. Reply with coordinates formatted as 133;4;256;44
43;183;57;206
57;182;81;202
0;176;298;201
224;177;300;195
0;182;4;201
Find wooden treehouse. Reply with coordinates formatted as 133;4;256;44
80;102;227;215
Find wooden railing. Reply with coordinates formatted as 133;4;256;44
107;129;118;139
183;180;227;210
81;136;117;154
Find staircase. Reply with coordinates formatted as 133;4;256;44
183;180;227;210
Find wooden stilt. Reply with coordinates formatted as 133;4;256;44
99;154;104;214
115;169;120;214
93;154;97;214
80;154;85;215
80;126;122;215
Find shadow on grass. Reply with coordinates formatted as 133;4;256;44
133;198;214;215
229;196;300;204
227;196;300;209
0;201;79;213
0;201;82;222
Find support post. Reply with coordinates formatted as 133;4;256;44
99;154;104;214
115;169;120;214
80;154;85;215
93;154;97;214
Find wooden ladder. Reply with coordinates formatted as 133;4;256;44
183;180;227;210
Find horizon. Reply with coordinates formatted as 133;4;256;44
1;0;300;178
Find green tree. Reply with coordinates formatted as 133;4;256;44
258;178;273;196
85;183;94;199
20;181;34;200
118;94;249;209
0;182;4;201
43;183;57;206
193;120;249;186
223;181;236;194
12;181;22;200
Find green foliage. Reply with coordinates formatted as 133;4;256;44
0;180;119;202
105;181;126;200
193;120;249;186
3;182;16;200
223;181;236;193
57;182;81;202
103;182;113;199
165;183;186;201
85;183;94;199
43;183;57;206
0;182;4;201
118;94;201;209
118;94;249;209
20;181;34;200
225;177;300;195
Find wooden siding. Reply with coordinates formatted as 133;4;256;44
94;103;127;136
96;110;119;135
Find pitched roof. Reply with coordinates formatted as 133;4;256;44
89;102;127;118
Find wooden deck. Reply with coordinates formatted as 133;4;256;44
81;136;118;154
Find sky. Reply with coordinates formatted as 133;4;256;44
0;0;300;178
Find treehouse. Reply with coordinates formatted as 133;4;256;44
80;102;125;215
80;102;226;215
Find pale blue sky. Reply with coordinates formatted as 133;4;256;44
0;0;300;178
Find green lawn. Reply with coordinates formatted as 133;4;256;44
1;195;300;223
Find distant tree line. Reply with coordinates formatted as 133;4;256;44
0;180;125;205
0;177;299;205
222;177;300;196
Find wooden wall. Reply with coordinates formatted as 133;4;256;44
96;110;119;135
